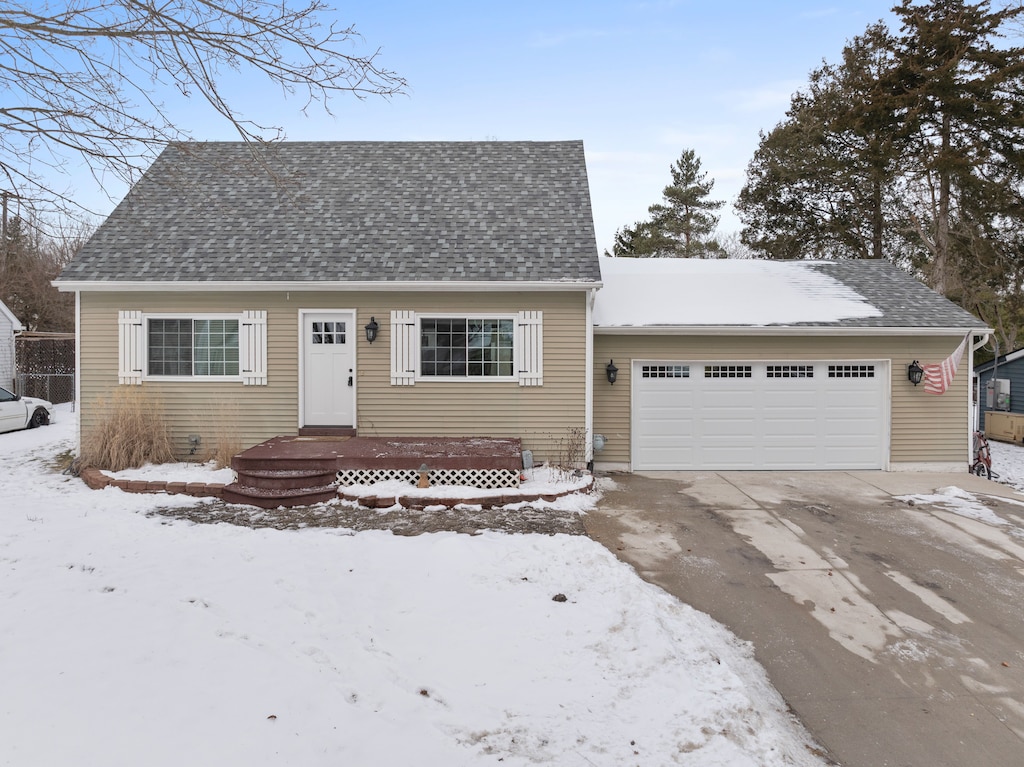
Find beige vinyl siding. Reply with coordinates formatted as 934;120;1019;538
357;293;586;461
593;334;970;467
79;290;588;463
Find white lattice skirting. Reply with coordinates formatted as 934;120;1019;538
336;468;520;489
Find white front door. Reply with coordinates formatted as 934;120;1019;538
302;312;355;427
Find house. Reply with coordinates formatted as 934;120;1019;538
56;140;990;474
591;257;989;472
55;141;602;463
0;299;23;390
975;349;1024;437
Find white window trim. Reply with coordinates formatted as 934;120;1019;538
390;310;543;386
118;311;267;385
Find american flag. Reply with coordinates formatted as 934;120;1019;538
922;335;969;395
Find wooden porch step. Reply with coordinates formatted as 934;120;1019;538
299;426;356;437
234;467;338;491
221;482;338;509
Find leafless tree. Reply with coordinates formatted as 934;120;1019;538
0;0;405;229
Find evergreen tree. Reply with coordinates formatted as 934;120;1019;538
612;149;724;258
736;0;1024;350
890;0;1024;298
737;24;909;261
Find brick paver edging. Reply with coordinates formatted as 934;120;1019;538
79;467;594;509
80;467;226;498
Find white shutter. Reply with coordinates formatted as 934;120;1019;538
117;311;144;385
517;310;543;386
391;310;416;385
240;310;268;385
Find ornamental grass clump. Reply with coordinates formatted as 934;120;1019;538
206;399;241;470
80;389;175;471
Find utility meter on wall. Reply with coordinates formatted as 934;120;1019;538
986;378;1011;411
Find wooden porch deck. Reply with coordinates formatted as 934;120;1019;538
221;436;523;508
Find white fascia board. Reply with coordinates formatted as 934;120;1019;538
54;279;604;293
593;324;992;337
978;346;1024;372
0;299;23;331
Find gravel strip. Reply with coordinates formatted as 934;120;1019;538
148;499;587;536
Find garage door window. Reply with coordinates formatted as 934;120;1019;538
705;365;752;378
767;365;814;378
829;364;875;378
642;364;689;378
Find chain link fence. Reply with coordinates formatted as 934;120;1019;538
15;333;75;404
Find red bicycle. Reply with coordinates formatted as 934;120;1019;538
971;430;993;479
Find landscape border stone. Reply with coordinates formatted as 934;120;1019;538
78;467;594;509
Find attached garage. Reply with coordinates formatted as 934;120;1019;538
632;359;887;470
591;257;991;473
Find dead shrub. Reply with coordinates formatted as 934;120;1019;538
205;399;242;469
553;426;587;479
79;388;175;471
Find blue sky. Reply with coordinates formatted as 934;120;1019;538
80;1;902;253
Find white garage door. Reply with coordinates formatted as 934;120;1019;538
633;361;887;470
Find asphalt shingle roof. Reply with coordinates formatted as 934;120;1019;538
804;259;984;329
594;257;986;330
59;141;601;284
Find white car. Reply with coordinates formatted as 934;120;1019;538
0;386;55;433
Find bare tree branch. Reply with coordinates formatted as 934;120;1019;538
0;0;406;232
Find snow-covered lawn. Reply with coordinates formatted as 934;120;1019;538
1;406;827;767
988;437;1024;491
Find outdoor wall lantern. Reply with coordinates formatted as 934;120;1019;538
606;360;619;385
908;360;924;386
364;317;379;344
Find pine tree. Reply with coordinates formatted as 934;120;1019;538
890;0;1024;298
737;24;908;261
612;149;724;258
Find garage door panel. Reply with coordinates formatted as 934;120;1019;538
633;360;885;470
702;447;757;468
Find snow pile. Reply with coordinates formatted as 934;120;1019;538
593;256;882;327
897;485;1010;527
0;407;828;766
103;460;236;485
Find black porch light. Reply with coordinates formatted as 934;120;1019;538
364;316;379;344
907;360;924;386
606;359;619;385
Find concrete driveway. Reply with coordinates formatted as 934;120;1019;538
585;470;1024;767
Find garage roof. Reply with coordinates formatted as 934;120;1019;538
593;257;987;332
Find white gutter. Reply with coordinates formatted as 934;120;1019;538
969;332;991;455
73;290;81;453
584;288;595;467
594;325;993;337
54;279;604;293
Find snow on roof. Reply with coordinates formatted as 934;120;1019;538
593;257;883;327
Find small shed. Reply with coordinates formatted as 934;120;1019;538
0;299;23;390
975;348;1024;436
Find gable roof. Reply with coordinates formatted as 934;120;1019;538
976;347;1024;373
0;298;22;332
593;257;988;333
57;141;601;289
